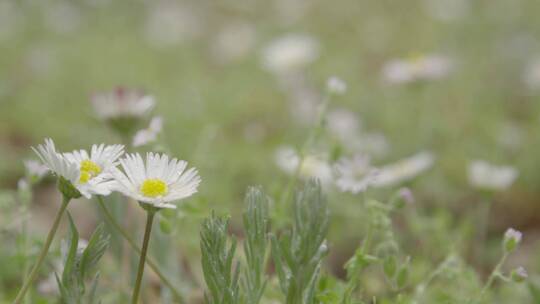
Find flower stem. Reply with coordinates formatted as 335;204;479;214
96;197;184;302
279;93;331;208
476;252;508;303
13;196;70;304
131;208;156;304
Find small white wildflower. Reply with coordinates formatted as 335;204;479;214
326;76;347;95
17;179;30;192
24;159;49;180
523;58;540;92
274;146;332;185
372;151;435;187
90;87;155;120
334;154;378;194
261;34;319;74
210;22;256;64
112;153;201;209
348;132;390;158
468;160;517;191
143;1;200;48
423;0;469;22
326;108;362;142
62;143;125;198
503;228;522;253
132;116;163;147
382;54;453;85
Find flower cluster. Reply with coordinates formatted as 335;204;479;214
32;138;200;208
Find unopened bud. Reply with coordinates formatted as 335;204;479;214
503;228;522;253
511;266;527;283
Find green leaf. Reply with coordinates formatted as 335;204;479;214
80;224;110;279
62;213;80;291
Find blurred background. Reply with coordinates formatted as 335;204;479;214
1;0;540;302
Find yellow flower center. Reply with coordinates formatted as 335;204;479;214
140;179;168;198
79;160;102;184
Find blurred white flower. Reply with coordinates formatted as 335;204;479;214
334;154;378;194
382;54;453;85
143;1;201;48
372;151;435;187
24;159;49;180
468;160;518;191
43;2;82;35
112;153;201;209
326;76;347;95
210;22;256;64
349;132;390;158
63;144;125;198
523;58;540;92
326;108;361;142
261;34;319;74
17;178;30;192
0;1;23;42
133;116;163;147
90;87;155;120
423;0;469;22
274;146;332;185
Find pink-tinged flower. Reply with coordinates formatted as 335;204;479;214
90;87;155;120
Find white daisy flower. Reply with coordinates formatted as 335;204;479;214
334;154;379;194
62;143;125;198
32;139;81;196
132;116;163;147
468;160;518;191
261;34;319;74
274;146;333;186
90;87;155;120
24;159;49;180
112;153;201;209
382;54;453;85
372;151;435;187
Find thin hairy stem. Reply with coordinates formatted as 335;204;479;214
279;93;331;208
96;197;184;302
13;196;70;304
132;209;156;304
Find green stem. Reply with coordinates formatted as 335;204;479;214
477;252;508;303
279;93;331;208
96;197;184;302
131;208;156;304
13;196;70;304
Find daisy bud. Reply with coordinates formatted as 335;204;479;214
511;266;528;283
326;76;347;95
390;187;415;209
58;176;82;199
503;228;522;253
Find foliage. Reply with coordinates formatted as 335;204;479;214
56;213;110;304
